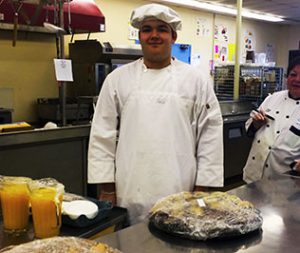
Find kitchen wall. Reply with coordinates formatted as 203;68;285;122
0;0;299;123
276;25;300;67
70;0;286;74
0;31;58;123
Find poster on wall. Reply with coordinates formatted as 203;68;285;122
214;24;229;42
196;18;210;37
128;23;139;40
243;30;256;62
215;43;228;62
53;59;73;82
266;43;276;63
228;43;236;62
191;53;201;66
213;24;229;63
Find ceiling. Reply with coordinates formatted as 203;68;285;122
202;0;300;24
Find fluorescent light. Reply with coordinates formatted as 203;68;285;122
242;10;284;22
157;0;236;15
155;0;284;22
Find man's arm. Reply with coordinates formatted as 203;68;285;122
194;78;224;188
88;76;119;198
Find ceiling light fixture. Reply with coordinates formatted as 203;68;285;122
154;0;284;22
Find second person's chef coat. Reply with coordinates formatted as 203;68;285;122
88;58;224;224
243;90;300;183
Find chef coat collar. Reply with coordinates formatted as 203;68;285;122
141;57;174;72
288;91;300;101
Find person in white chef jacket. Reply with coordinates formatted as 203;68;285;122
88;3;224;224
243;56;300;183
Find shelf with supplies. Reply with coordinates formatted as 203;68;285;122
214;65;284;104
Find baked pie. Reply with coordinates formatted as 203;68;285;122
0;236;121;253
149;191;263;240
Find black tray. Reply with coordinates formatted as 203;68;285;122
62;198;113;228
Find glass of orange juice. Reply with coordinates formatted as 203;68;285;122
29;178;64;239
0;176;32;233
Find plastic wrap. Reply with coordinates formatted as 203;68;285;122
149;191;263;240
0;236;122;253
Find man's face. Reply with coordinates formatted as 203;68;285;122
139;19;177;68
287;65;300;99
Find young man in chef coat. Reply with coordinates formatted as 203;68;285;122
88;3;224;224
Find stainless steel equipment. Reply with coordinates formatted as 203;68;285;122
220;100;254;183
37;97;91;124
68;40;143;97
97;174;300;253
37;40;142;125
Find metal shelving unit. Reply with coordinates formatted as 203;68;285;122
214;65;283;104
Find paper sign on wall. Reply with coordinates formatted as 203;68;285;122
196;18;210;37
191;53;201;66
215;25;229;42
128;23;139;40
228;43;236;62
53;59;73;82
266;43;275;63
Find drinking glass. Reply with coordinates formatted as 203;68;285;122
0;176;32;233
29;178;64;238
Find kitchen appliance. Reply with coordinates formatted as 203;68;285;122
0;0;105;33
220;101;254;183
37;97;90;124
37;40;142;124
67;40;143;97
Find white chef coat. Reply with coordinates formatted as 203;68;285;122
268;117;300;174
88;58;223;224
243;90;300;183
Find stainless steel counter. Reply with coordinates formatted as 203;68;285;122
97;174;300;253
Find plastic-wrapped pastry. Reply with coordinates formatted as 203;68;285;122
149;191;263;240
0;236;122;253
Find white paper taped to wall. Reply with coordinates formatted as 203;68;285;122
53;59;73;82
0;88;14;109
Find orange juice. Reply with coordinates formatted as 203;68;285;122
29;179;64;238
0;176;31;232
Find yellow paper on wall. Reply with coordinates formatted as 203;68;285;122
228;43;236;61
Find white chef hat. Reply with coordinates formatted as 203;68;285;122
130;3;182;31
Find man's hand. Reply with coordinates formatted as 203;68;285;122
194;186;209;192
294;159;300;172
99;183;116;205
99;191;116;205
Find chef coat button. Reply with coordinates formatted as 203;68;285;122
286;115;290;119
297;101;299;105
266;124;270;127
265;164;269;168
257;140;260;143
276;130;280;134
252;156;255;160
268;146;272;150
276;111;279;114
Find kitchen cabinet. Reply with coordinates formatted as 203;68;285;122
0;125;90;195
